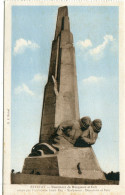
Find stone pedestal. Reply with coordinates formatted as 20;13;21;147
22;147;106;181
22;155;59;176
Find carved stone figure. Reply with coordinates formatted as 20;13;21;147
75;119;102;147
29;117;102;156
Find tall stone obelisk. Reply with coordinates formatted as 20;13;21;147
39;6;80;143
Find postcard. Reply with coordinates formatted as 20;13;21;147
4;0;125;194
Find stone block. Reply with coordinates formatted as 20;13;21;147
22;147;106;180
57;147;106;180
22;156;59;176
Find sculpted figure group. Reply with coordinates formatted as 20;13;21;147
29;75;102;157
29;116;102;157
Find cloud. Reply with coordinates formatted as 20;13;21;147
89;35;114;56
76;35;115;61
82;76;105;84
14;74;47;98
14;38;40;54
77;39;92;48
14;83;35;96
32;73;47;83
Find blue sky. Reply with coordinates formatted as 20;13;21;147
11;6;119;173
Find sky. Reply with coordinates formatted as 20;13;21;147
11;6;119;173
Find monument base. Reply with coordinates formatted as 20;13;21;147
21;147;106;182
11;173;119;185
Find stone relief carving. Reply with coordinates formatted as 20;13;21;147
29;117;102;156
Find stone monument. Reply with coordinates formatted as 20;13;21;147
39;6;79;143
21;6;106;183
